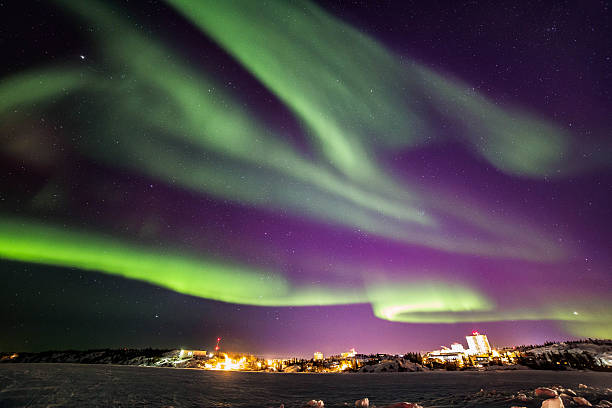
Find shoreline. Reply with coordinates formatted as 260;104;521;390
2;361;608;375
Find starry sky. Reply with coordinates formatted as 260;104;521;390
0;0;611;358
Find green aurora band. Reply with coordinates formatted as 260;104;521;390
167;0;572;179
0;0;566;261
0;0;610;337
1;217;609;333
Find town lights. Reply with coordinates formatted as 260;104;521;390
204;353;247;371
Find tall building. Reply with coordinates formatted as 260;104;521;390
313;351;324;361
341;348;356;358
466;331;491;355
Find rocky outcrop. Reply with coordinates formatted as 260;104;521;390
573;396;593;406
283;365;301;373
359;358;428;373
563;389;577;397
541;396;564;408
536;388;559;398
380;403;422;408
516;393;529;401
355;397;369;407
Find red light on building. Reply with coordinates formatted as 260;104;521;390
472;330;480;336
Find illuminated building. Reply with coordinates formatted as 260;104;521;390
329;360;353;372
466;331;491;355
341;348;356;358
266;359;283;371
426;349;465;365
179;349;208;358
450;343;465;352
422;332;521;368
313;351;324;361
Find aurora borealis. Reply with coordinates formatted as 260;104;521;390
1;0;610;356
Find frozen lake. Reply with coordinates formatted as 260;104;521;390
0;363;611;407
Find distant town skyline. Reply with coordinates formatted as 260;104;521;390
175;330;581;360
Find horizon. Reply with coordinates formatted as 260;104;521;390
5;334;610;361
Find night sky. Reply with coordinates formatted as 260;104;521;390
1;0;611;358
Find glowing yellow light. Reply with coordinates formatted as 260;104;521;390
204;353;247;371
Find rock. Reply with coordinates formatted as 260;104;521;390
573;397;592;406
305;400;324;408
579;384;588;389
541;397;565;408
517;393;530;401
564;389;577;397
536;388;559;398
511;406;528;408
559;393;573;402
355;398;369;407
597;400;612;408
380;404;423;408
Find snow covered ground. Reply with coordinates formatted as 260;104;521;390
1;363;611;407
